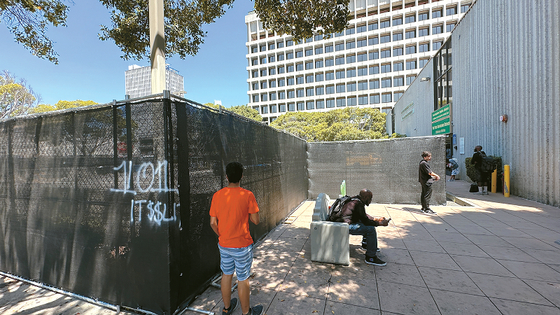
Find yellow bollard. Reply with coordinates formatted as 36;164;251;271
491;169;497;193
504;165;510;197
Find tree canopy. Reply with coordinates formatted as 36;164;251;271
29;99;98;114
1;0;351;63
270;107;390;141
0;70;40;119
204;103;262;122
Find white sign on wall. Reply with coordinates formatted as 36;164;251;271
459;137;465;155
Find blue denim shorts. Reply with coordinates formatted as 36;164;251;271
218;244;253;281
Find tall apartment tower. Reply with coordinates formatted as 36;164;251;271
245;0;472;123
125;64;185;99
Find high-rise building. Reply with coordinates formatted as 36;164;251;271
245;0;472;123
125;64;185;99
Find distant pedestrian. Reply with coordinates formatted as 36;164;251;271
210;162;264;315
471;145;490;195
419;151;440;215
447;158;459;181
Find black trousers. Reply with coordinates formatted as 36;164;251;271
421;182;433;210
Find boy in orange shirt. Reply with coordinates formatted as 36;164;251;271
210;162;263;315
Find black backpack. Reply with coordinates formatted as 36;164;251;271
327;195;357;222
479;152;495;172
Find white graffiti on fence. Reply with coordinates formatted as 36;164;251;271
111;160;179;225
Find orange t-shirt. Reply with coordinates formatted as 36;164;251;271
209;187;259;248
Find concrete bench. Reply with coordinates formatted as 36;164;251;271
310;193;350;265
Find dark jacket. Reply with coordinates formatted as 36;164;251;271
339;197;379;226
419;159;433;184
471;151;486;171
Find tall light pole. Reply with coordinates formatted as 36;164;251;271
149;0;166;94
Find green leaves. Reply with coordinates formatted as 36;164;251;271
0;71;39;119
270;107;389;142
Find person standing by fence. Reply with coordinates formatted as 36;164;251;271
210;162;264;315
419;151;440;215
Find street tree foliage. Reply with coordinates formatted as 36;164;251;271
0;70;40;119
29;99;97;114
270;107;389;141
204;103;262;122
0;0;68;64
1;0;351;62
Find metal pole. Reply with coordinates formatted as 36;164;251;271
149;0;166;94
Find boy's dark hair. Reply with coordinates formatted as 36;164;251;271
226;162;244;183
422;151;432;158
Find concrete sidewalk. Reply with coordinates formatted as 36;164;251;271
186;179;560;315
2;179;560;314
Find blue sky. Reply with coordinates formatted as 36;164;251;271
0;1;255;107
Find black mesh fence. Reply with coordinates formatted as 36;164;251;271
307;136;446;204
0;97;308;314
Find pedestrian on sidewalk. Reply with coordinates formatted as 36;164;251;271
471;145;491;195
335;189;391;266
210;162;264;315
419;151;440;215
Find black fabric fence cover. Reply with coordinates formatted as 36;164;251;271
0;97;308;314
307;136;446;204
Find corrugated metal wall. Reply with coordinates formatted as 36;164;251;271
452;0;560;205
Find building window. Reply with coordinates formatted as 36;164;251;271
380;35;391;43
296;89;304;97
278;91;286;99
370;65;379;74
446;23;456;32
277;41;284;48
347;82;357;92
369;37;379;45
278;78;285;86
253;94;259;102
269;55;276;63
306;74;314;83
369;51;379;60
269;42;275;50
286;39;294;46
347;68;356;78
315;34;323;41
287;77;294;85
335;56;345;65
346;54;356;64
370;80;380;89
394;92;404;101
358;81;368;90
306;101;314;110
393;47;403;56
358;95;368;105
326;99;335;108
419;27;429;37
358;67;368;76
382;93;392;103
381;64;391;73
305;48;313;56
357;25;366;33
252;70;258;78
279;104;286;112
251;59;258;66
393;32;403;41
260;57;266;64
357;53;367;62
261;105;268;114
394;62;404;71
346;26;355;35
406;60;417;70
315;47;324;55
288;64;295;72
316;73;324;82
277;53;284;61
393;16;403;26
432;24;443;34
296;50;303;58
461;3;471;13
406;75;416;85
394;77;404;87
288;102;295;111
368;22;378;31
269;80;276;87
305;61;313;70
381;78;392;88
326;72;335;80
260;69;267;76
297;102;304;110
406;45;416;54
316;100;325;109
252;82;259;90
370;94;380;104
260;45;266;52
336;84;345;93
357;39;367;48
261;81;267;89
270;92;277;100
306;87;314;96
325;45;334;53
432;9;442;18
347;96;357;106
418;11;429;21
287;52;294;59
296;76;304;84
325;58;334;67
446;6;457;16
419;58;429;68
406;29;416;39
336;98;346;107
405;14;416;23
433;41;443;50
380;20;390;28
419;43;429;52
381;49;391;58
335;43;344;51
346;41;355;49
270;104;276;113
269;67;276;75
326;85;335;94
316;86;325;95
305;37;313;43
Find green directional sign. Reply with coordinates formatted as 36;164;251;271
432;104;451;135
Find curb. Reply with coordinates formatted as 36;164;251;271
446;192;477;207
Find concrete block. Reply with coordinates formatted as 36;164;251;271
310;221;350;265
